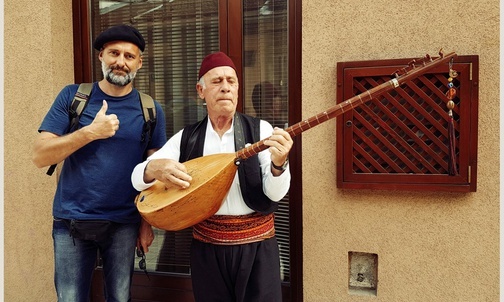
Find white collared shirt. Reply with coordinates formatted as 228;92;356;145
131;117;290;215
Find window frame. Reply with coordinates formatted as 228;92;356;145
336;55;479;192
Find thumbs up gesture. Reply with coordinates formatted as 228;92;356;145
87;100;120;140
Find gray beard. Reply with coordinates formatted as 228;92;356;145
101;62;137;86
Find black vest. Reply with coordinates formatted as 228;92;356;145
179;113;278;214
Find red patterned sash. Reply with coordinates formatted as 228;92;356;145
193;213;275;245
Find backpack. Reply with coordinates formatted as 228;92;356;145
46;83;157;176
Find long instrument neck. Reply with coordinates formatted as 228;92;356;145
235;51;457;161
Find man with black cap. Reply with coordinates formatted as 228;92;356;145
131;51;293;301
33;24;167;302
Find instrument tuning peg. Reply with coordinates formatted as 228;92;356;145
438;48;444;58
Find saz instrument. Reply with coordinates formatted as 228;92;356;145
136;50;457;231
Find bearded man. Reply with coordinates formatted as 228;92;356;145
32;25;167;302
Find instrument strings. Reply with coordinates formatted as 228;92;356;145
236;51;457;163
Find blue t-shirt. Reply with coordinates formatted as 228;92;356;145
39;82;167;223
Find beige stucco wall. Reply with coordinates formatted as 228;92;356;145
4;0;74;301
301;1;499;301
3;0;499;301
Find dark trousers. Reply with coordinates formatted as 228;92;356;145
190;237;282;302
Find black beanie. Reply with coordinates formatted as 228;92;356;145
93;25;145;52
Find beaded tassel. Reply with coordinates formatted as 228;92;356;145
446;58;458;176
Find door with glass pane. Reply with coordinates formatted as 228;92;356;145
242;0;291;286
84;1;291;301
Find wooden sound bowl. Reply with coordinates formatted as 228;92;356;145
135;153;238;231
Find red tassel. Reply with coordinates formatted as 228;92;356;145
448;111;458;176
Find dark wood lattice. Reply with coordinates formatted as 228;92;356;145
336;55;478;192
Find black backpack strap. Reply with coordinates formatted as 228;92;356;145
69;83;93;131
139;91;156;123
47;83;93;176
138;91;157;158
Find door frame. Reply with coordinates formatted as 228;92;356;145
72;0;303;301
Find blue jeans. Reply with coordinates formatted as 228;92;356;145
53;218;140;302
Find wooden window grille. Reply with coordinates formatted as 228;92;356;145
336;55;478;192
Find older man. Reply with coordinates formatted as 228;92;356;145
131;52;292;302
33;25;166;302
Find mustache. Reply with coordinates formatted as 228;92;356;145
109;65;130;73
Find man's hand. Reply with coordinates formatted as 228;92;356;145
144;158;192;189
265;127;293;169
137;218;154;253
85;100;120;140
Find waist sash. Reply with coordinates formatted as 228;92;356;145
193;212;275;245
